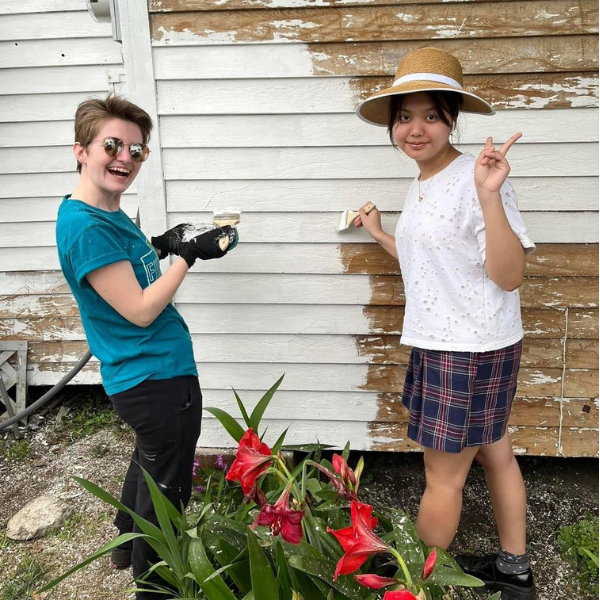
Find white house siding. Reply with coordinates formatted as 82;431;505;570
145;0;599;456
0;1;127;383
1;0;598;457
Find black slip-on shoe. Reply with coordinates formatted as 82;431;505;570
110;546;132;570
456;553;536;600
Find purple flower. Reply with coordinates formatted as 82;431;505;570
196;485;204;493
216;454;228;472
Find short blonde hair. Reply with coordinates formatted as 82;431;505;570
74;95;153;172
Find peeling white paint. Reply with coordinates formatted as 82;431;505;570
271;19;321;30
525;372;562;386
253;0;330;7
506;76;600;110
155;25;238;44
395;12;418;23
534;10;561;20
426;24;466;38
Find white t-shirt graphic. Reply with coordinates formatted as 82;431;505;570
395;153;535;352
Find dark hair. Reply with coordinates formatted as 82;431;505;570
387;91;463;145
74;95;153;172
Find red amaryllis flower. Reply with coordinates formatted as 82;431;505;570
251;483;305;544
327;500;390;580
383;591;418;600
354;573;397;589
422;547;437;580
328;501;378;552
333;454;357;486
226;428;273;495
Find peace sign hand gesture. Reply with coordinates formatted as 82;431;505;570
474;133;522;194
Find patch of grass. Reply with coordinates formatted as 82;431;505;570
56;390;114;441
0;438;31;462
558;512;599;596
0;524;10;551
0;553;46;600
53;512;104;542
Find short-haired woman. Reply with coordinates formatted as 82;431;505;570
56;95;238;598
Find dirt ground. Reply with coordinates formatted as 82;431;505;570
0;397;598;600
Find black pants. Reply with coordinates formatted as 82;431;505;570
109;375;202;599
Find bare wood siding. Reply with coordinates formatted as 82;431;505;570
0;4;125;403
146;0;598;455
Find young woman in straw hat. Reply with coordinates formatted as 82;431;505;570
354;47;536;600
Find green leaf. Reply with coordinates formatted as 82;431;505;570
290;568;328;600
247;528;279;600
275;541;294;600
204;514;249;552
204;530;252;595
188;536;238;600
140;466;185;576
426;565;485;587
272;427;290;455
233;388;252;428
341;442;351;461
38;533;143;592
204;407;246;442
390;508;424;582
71;476;172;558
580;547;600;567
249;374;285;431
486;593;502;600
288;555;369;600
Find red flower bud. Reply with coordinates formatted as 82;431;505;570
422;547;437;580
354;573;397;589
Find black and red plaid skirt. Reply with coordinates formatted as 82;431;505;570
401;340;522;453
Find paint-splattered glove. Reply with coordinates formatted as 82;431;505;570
179;225;238;267
151;223;195;259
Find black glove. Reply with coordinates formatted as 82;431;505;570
179;225;237;267
151;223;195;259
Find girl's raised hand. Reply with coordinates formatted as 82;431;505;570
355;202;382;238
474;133;522;194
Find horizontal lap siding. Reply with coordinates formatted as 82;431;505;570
147;0;599;455
0;5;125;409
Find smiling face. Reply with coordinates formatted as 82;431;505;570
73;118;144;203
391;92;456;171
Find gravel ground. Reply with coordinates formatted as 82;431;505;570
0;412;597;599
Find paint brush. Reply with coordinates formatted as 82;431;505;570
213;210;241;250
337;203;375;232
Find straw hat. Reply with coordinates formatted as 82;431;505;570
356;47;494;127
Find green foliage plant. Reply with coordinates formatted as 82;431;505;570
1;554;45;600
0;438;31;462
558;512;599;596
37;375;501;600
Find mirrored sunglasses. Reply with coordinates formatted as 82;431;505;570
91;136;150;163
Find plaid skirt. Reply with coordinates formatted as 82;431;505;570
402;341;522;453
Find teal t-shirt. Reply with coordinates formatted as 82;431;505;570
56;196;198;395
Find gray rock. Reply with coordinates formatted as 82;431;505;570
6;495;72;541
